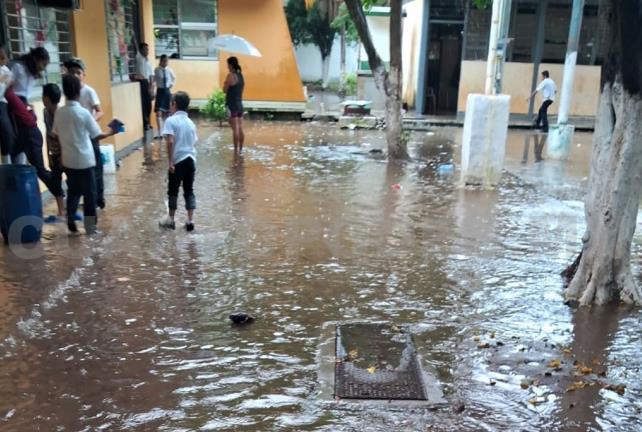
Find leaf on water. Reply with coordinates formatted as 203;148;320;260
547;359;561;368
391;324;401;332
477;342;491;349
472;336;481;342
520;382;529;390
565;381;588;392
528;397;545;406
490;332;496;339
579;366;593;375
367;366;376;374
562;348;573;356
117;277;130;282
605;384;626;395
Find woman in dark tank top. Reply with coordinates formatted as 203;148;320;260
223;56;245;153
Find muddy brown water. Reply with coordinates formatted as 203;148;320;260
0;121;640;431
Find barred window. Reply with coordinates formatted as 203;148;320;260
3;0;72;86
153;0;218;59
105;0;140;82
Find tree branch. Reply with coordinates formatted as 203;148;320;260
343;0;384;73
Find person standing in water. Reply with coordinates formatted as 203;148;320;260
223;56;245;153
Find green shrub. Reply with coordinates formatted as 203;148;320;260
201;89;227;125
344;73;357;96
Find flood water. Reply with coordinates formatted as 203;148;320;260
0;121;640;431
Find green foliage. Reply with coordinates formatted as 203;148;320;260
473;0;492;8
201;89;227;125
344;72;357;95
285;0;336;58
331;4;359;44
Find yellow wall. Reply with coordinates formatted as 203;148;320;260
218;0;305;102
71;3;113;129
170;60;220;100
457;60;601;117
110;83;144;151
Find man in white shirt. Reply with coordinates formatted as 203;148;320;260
528;70;557;133
53;75;118;234
134;42;154;131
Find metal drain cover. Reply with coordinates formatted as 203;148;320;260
335;323;427;400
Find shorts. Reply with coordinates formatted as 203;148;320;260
228;109;243;119
155;88;171;113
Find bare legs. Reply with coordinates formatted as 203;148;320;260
230;117;245;153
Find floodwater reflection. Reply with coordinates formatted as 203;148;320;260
0;121;640;431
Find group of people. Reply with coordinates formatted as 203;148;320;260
0;42;245;236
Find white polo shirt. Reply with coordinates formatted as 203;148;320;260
135;53;153;80
162;111;197;165
537;78;557;102
154;66;176;89
79;84;100;115
53;101;102;169
11;61;36;100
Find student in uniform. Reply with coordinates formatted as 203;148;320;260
64;57;107;209
153;54;176;137
53;75;119;234
528;70;557;133
159;91;198;232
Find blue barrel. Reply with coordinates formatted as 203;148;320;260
0;165;43;244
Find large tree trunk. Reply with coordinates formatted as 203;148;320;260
344;0;408;160
564;0;642;306
339;24;346;93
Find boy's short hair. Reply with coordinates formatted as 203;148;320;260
542;70;550;78
172;91;190;111
62;74;82;100
63;57;85;72
43;83;61;104
139;42;149;51
160;54;168;61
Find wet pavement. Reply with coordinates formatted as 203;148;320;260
0;121;641;431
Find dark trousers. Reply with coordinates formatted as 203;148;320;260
65;167;97;230
91;138;105;207
0;102;15;157
535;100;554;132
48;153;64;198
139;79;151;129
19;126;64;197
168;157;196;210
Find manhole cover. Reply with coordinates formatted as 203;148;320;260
335;323;427;400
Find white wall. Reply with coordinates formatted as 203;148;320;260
295;37;360;83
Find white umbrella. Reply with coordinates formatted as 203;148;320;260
210;34;262;58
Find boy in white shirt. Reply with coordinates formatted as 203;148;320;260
53;75;118;234
64;57;107;209
159;91;197;232
153;54;176;137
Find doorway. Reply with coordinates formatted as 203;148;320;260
424;22;463;116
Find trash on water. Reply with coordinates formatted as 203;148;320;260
117;277;131;282
391;183;402;190
437;163;454;175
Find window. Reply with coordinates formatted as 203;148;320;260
105;0;140;82
153;0;218;59
3;0;72;85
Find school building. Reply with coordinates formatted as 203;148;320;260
359;0;604;120
1;0;306;155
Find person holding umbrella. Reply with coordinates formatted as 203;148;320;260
223;56;245;153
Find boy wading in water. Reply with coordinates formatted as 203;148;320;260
42;83;66;217
53;75;119;234
159;91;197;232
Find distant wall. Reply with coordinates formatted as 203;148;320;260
294;38;359;83
458;60;602;117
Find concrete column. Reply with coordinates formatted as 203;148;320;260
547;0;585;159
415;0;430;115
463;0;510;188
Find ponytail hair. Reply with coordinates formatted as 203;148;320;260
227;56;242;73
20;47;50;78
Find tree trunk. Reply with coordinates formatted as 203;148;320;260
385;0;407;160
344;0;408;160
321;53;331;89
339;24;346;93
564;0;642;306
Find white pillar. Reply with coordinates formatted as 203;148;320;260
484;0;504;95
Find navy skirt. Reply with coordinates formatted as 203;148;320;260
155;88;171;113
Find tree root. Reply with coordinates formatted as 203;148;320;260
561;251;583;287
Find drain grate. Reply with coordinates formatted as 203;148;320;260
334;323;427;400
